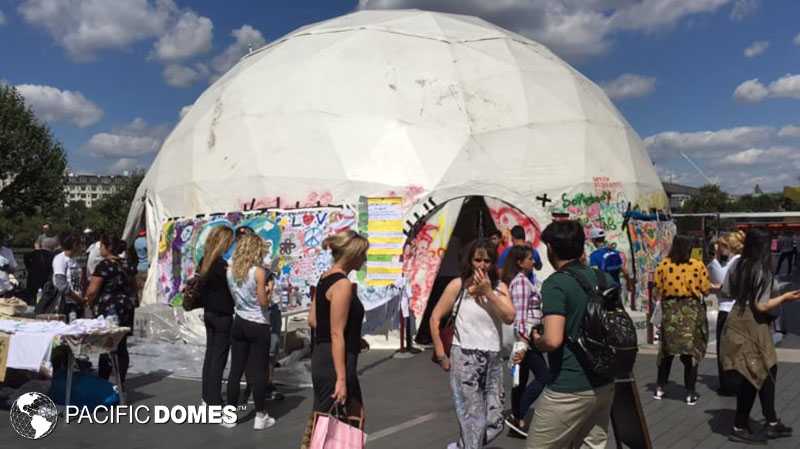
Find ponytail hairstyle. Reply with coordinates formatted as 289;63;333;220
231;234;267;283
501;245;531;284
730;228;773;307
199;227;234;276
322;230;369;271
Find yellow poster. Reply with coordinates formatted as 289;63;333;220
366;197;404;286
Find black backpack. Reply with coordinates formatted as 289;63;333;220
560;265;638;379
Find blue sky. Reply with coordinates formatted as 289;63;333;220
1;0;799;194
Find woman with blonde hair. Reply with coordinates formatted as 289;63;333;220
299;230;369;448
708;230;744;396
198;226;235;406
224;233;276;430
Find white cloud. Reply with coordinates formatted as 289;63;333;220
84;118;170;158
647;125;800;193
179;105;192;118
734;74;800;102
107;158;141;174
600;73;656;100
163;63;206;88
0;10;7;26
733;78;769;102
609;0;731;32
779;125;800;138
360;1;735;62
795;33;800;46
152;9;213;61
769;74;800;99
15;83;104;127
210;25;266;76
730;0;759;21
743;40;768;58
720;148;764;165
18;0;176;61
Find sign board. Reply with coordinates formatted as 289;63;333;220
365;197;404;286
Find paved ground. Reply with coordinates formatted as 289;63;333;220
3;346;800;449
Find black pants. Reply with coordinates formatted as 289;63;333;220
202;311;233;405
734;365;778;428
227;316;270;413
715;311;739;393
657;354;698;393
511;349;550;421
99;336;129;384
776;251;793;275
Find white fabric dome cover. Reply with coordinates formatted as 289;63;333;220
126;9;666;246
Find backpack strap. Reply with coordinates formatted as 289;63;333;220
558;264;598;298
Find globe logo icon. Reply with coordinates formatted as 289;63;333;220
10;392;59;440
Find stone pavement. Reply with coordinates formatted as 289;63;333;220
3;346;800;449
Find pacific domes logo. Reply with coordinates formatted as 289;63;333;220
10;392;59;440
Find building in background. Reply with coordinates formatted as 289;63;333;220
662;182;701;210
65;172;129;208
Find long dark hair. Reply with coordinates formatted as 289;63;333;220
667;235;693;264
501;245;530;284
730;229;773;307
460;239;499;288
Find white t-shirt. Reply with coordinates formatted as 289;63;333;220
0;247;17;272
52;252;81;297
227;266;269;324
708;255;739;312
454;288;503;352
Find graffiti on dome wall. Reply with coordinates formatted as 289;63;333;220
155;208;356;306
484;197;542;248
402;199;463;319
628;219;677;311
548;176;630;260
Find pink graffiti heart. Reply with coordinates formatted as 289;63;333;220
302;214;314;226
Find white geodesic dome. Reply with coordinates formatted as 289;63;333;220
126;8;666;259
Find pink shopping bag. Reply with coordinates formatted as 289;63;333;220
309;411;366;449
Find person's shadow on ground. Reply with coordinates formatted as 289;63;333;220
705;408;736;437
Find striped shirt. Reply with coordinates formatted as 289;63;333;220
509;272;542;340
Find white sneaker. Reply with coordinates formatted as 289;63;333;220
447;442;459;449
653;388;665;400
254;412;276;430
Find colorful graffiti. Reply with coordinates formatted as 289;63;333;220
628;219;677;311
485;197;542;247
402;199;463;319
548;177;629;258
155;208;356;307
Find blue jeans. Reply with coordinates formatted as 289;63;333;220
513;349;550;421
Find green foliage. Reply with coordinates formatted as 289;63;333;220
0;84;67;217
89;172;144;237
679;184;732;213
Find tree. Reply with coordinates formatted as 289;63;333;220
680;184;731;213
90;172;145;237
0;85;67;217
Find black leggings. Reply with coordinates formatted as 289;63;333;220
99;336;129;384
227;316;271;413
202;311;233;405
657;354;698;393
734;366;778;428
511;349;550;421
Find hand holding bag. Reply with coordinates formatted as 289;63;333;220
309;405;366;449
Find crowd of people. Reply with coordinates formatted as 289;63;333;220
2;218;798;447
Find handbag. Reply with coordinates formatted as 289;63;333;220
433;285;466;363
309;405;366;449
181;274;206;311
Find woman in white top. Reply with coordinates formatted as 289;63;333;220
431;239;516;449
224;234;275;430
708;231;744;395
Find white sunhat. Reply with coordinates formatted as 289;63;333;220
590;227;606;240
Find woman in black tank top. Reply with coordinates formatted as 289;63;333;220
299;230;369;449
